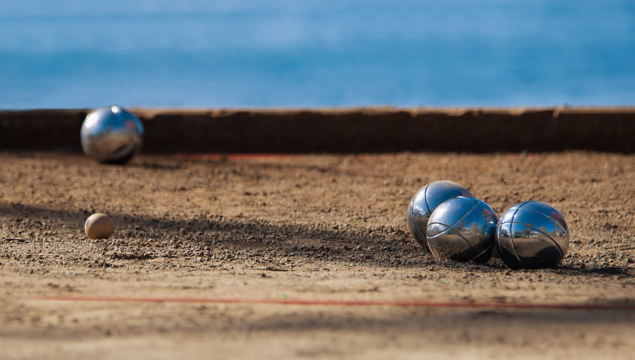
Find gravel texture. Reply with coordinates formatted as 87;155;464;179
0;151;634;359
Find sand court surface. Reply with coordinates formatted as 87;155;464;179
1;151;634;359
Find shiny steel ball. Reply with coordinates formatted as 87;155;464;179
426;196;498;263
407;181;473;251
80;106;144;164
495;201;569;269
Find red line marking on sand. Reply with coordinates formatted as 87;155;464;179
33;296;635;310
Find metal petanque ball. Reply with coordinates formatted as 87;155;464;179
81;105;144;164
426;196;498;263
495;201;569;269
407;181;473;251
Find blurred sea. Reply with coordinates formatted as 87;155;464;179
1;0;634;109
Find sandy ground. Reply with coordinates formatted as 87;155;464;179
1;151;634;359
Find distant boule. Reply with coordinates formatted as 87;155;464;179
80;105;144;164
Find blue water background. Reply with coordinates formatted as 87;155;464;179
1;0;634;109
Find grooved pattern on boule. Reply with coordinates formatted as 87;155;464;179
426;196;497;263
406;181;472;252
496;201;569;269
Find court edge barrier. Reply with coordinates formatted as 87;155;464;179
2;107;635;153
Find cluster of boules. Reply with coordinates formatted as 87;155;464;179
407;181;569;269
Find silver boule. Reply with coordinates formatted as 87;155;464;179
495;201;569;269
426;196;498;263
81;105;144;164
407;181;473;251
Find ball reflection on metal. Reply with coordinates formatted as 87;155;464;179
80;106;144;164
495;201;569;269
407;181;473;251
426;196;498;263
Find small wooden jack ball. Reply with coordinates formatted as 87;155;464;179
85;213;114;239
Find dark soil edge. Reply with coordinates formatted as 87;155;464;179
1;107;634;153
